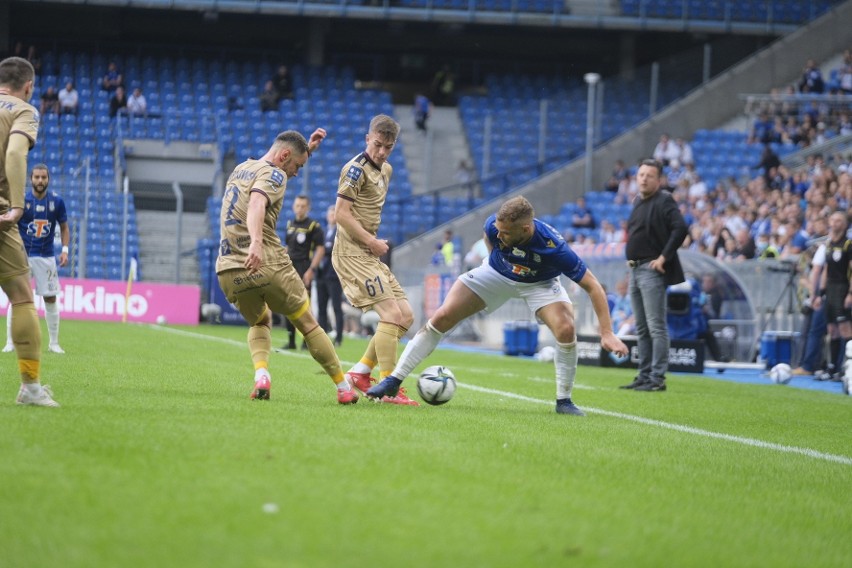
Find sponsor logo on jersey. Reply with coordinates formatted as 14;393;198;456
510;264;534;277
511;247;525;257
270;170;284;187
35;204;45;212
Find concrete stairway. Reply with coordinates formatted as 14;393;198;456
394;105;472;195
136;210;208;285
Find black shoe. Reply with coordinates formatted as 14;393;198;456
619;376;648;390
282;343;296;350
300;342;308;350
634;381;666;392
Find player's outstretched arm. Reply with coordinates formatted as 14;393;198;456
578;270;628;357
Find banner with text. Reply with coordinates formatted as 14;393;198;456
577;335;704;374
0;278;200;325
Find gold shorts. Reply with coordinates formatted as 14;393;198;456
0;227;31;283
217;262;309;325
332;253;406;310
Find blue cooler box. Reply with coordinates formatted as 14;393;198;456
503;321;539;356
760;331;799;369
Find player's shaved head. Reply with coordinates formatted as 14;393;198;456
272;130;310;154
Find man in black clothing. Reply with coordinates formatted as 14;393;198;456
283;194;325;349
621;159;689;391
316;205;344;347
812;211;852;381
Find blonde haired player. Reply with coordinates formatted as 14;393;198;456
216;129;357;404
0;56;59;406
333;114;418;405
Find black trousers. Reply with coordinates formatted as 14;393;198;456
316;275;344;344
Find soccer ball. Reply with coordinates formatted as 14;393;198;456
417;365;457;406
769;363;792;385
536;346;555;362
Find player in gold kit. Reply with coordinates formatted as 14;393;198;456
216;128;357;404
0;56;58;406
332;114;418;405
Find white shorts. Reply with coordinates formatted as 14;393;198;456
28;256;61;297
459;263;571;321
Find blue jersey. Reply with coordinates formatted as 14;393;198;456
484;214;587;284
19;191;68;258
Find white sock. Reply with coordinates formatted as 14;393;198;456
23;382;43;395
555;340;578;400
45;301;60;345
350;362;373;375
391;321;443;380
5;304;12;346
337;380;352;391
255;368;271;382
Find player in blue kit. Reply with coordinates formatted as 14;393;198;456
4;163;69;354
367;196;628;415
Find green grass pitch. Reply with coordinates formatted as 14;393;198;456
1;319;850;567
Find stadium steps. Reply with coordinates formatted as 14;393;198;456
136;210;207;285
394;105;472;195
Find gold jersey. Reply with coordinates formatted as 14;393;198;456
0;94;39;211
216;159;289;273
334;152;393;256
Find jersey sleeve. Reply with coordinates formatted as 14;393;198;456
56;196;68;224
337;163;365;202
483;215;499;248
311;222;324;249
555;243;588;283
254;166;286;208
12;104;40;148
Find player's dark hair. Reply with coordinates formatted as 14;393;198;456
639;158;663;175
273;130;309;154
31;163;50;178
294;194;311;205
0;57;35;90
497;196;534;224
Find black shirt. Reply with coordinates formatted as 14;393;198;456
285;217;323;264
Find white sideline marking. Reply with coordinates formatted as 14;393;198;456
154;326;852;466
462;383;852;466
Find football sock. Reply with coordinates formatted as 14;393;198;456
837;338;852;372
374;322;401;378
44;301;60;345
350;336;377;374
555;340;578;400
5;304;12;346
830;337;842;372
392;321;443;381
12;303;41;383
248;324;271;369
254;364;270;382
303;325;344;384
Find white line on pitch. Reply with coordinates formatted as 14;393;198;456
461;383;852;466
154;326;851;466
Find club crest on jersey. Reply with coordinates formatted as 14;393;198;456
532;253;541;263
511;247;525;257
833;249;843;262
49;201;55;212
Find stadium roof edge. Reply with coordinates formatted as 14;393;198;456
11;0;799;35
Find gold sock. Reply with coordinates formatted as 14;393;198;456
374;322;401;378
360;335;377;369
12;303;41;383
303;326;344;384
248;324;271;369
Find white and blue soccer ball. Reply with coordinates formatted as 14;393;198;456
769;363;793;385
417;365;457;406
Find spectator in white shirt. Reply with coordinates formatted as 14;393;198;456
58;81;78;115
675;137;693;166
652;133;681;166
127;87;147;116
